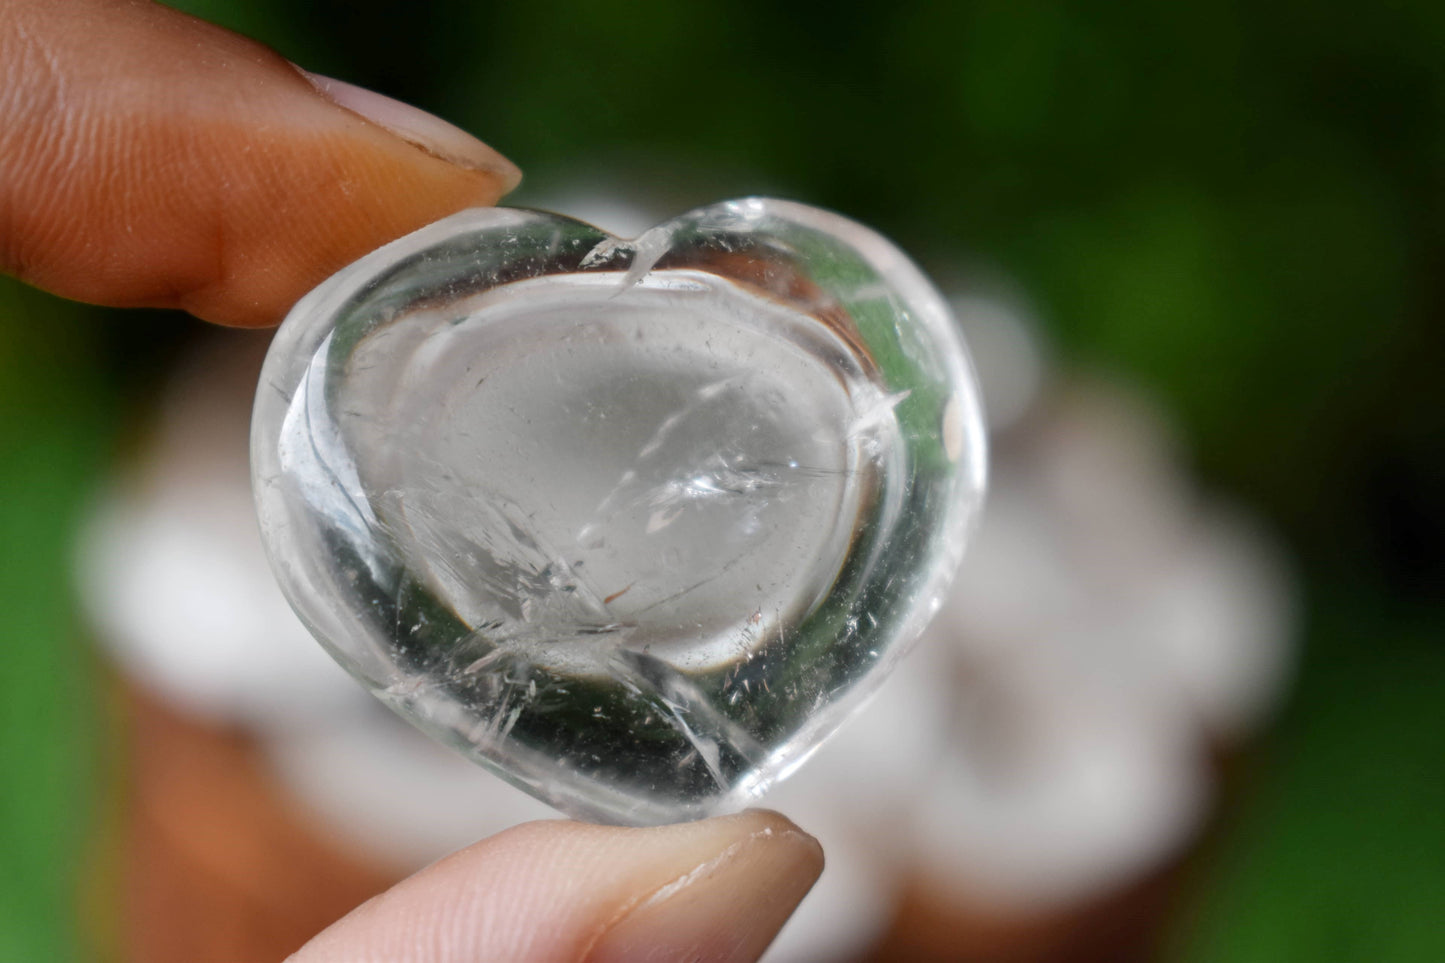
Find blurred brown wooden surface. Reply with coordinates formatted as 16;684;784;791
115;679;1188;962
866;863;1184;963
122;686;399;963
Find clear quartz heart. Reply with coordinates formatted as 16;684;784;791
252;198;986;824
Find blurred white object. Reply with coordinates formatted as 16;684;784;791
77;333;360;728
760;640;954;962
916;378;1295;914
265;701;558;871
910;640;1208;913
947;381;1295;738
1141;504;1296;738
81;486;360;727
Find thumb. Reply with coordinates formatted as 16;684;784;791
291;810;824;963
1;0;519;326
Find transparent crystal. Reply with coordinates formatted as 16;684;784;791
252;199;986;824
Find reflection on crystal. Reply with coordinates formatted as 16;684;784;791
252;199;986;824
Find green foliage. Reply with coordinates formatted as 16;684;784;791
0;281;111;961
1175;593;1445;962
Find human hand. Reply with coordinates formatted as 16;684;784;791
2;2;824;959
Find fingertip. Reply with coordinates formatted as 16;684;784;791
291;812;823;963
586;810;823;963
301;71;522;193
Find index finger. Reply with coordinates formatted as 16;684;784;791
0;0;519;326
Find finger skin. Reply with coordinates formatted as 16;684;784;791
1;0;516;326
291;811;824;963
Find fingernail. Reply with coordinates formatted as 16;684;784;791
587;811;824;963
302;71;521;191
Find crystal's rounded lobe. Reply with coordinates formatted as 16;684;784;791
252;199;986;824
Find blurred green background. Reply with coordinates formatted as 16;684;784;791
2;1;1442;959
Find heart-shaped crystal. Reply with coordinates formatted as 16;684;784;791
252;198;985;824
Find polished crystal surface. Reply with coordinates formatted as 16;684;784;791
252;199;986;824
